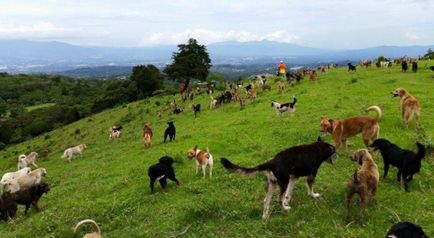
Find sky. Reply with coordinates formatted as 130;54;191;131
0;0;433;49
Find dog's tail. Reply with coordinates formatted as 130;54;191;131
74;219;101;236
61;151;66;159
415;142;426;161
352;169;359;184
221;158;272;176
365;105;382;122
291;95;297;106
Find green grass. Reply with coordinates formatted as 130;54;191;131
26;103;56;112
1;63;434;237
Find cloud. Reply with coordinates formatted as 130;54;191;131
404;32;420;40
141;29;300;46
0;21;64;36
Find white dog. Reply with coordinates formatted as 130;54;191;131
4;168;47;193
1;167;31;192
271;96;298;116
187;146;214;178
17;152;39;170
108;126;122;140
61;144;87;162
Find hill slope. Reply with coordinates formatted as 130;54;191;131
0;63;433;237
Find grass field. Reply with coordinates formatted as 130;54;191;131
1;62;433;237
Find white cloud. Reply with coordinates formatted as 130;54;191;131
141;29;300;46
0;21;62;35
404;32;420;40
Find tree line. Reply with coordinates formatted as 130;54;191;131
0;38;213;149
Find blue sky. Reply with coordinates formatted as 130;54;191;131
0;0;433;49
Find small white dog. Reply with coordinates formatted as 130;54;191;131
61;144;87;162
271;96;297;116
17;152;39;170
187;146;214;178
4;167;47;193
1;167;31;192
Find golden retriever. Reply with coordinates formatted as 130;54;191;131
391;88;420;128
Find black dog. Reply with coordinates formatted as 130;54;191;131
0;182;50;220
221;137;338;220
148;156;180;193
173;108;184;114
429;66;434;72
347;63;356;72
163;121;176;143
401;60;408;72
412;62;418;73
385;222;429;238
370;138;425;192
193;104;201;118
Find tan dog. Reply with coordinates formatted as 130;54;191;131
320;106;381;154
277;81;285;93
247;89;257;102
61;144;87;162
142;124;153;148
74;219;101;238
391;88;420;128
187;146;213;178
345;149;379;225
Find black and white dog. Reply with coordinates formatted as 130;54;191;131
271;96;297;116
347;63;356;72
221;137;338;220
148;156;180;193
164;121;176;143
385;222;429;238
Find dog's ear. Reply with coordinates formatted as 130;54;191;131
317;136;323;142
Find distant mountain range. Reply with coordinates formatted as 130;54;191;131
0;39;432;77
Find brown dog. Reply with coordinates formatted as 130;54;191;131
142;124;153;148
391;88;420;128
320;106;381;154
344;149;379;225
74;219;101;238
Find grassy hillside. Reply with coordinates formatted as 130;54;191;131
1;63;433;237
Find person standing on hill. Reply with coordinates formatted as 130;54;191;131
277;61;287;79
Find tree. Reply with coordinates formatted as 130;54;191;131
424;48;434;59
0;97;7;117
164;38;211;91
130;64;164;98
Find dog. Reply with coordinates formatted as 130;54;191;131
271;96;297;116
401;60;408;72
1;167;31;193
5;168;47;193
193;104;201;118
148;156;180;193
320;105;381;154
142;124;153;148
173;108;184;114
277;81;285;93
429;66;434;72
109;126;122;140
221;137;338;220
61;144;87;162
187;146;213;178
344;149;379;225
209;96;220;109
412;62;418;73
163;121;176;143
347;63;356;72
2;181;50;215
261;84;271;91
74;219;102;238
247;89;257;102
370;138;425;192
385;222;429;238
391;88;420;128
